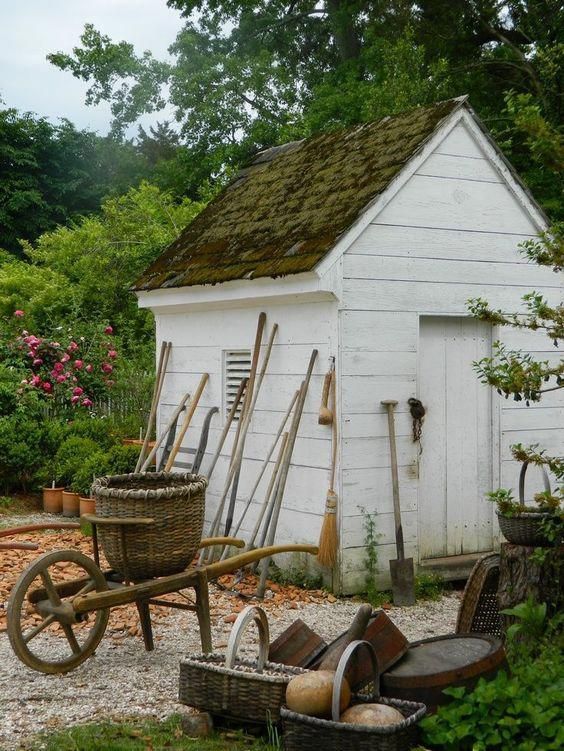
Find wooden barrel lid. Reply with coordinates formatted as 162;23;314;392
381;633;507;706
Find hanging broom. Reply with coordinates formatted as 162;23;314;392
317;367;338;567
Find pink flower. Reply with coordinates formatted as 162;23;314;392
67;341;78;352
72;386;83;396
24;335;41;347
107;350;117;359
56;374;67;383
81;398;93;408
53;362;64;373
32;358;43;367
42;381;52;392
105;379;115;387
13;310;24;318
71;395;81;405
30;375;41;387
101;363;113;374
104;325;113;335
60;353;70;363
74;359;83;370
85;364;93;373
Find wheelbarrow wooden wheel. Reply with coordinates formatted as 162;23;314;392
7;549;110;674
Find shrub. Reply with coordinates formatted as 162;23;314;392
55;436;100;488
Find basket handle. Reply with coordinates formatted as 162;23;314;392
224;605;270;674
518;461;551;507
331;639;380;722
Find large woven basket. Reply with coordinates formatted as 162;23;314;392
92;472;206;580
179;606;307;725
497;461;554;547
281;641;426;751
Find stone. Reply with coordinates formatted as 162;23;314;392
179;707;213;737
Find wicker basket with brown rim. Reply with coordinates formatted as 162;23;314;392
281;640;426;751
92;472;207;580
179;606;307;725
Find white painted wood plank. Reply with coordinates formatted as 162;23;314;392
501;407;564;432
374;174;537;235
349;224;536;263
416;152;502;183
341;351;416;377
500;327;562;352
342;436;416;470
343;255;559;289
501;429;564;459
341;279;561;313
342;467;418;513
340;311;418;352
341;511;418;549
342;411;413;439
341;376;416;413
434;122;487;158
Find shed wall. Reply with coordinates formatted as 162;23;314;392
338;119;563;593
155;299;337;569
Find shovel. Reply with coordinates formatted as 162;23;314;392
381;399;415;606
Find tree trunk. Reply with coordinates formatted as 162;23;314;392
498;543;563;629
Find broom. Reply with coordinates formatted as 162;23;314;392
317;367;338;567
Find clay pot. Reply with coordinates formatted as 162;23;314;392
79;497;96;517
43;487;64;514
62;490;80;517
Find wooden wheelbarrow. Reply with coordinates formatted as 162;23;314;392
6;512;317;675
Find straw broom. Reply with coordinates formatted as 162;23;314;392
317;368;338;567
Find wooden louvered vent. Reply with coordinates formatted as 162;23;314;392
224;350;251;421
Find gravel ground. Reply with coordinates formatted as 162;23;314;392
0;587;460;750
1;510;460;749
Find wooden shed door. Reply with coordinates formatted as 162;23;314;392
418;317;493;559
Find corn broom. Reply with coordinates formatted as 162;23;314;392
317;368;338;567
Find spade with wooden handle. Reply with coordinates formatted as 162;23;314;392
381;399;415;606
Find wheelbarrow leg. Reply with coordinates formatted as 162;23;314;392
136;599;155;651
194;569;212;653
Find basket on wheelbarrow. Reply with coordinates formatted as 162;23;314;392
92;472;207;580
180;606;307;725
281;640;426;751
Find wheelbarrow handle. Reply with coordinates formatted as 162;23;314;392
81;514;155;527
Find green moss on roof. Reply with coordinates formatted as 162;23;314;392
134;98;465;291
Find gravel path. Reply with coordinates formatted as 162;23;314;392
0;589;460;750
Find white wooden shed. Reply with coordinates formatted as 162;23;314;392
134;97;562;593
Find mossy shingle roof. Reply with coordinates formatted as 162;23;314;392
134;98;464;291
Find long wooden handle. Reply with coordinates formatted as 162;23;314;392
320;371;332;409
164;374;209;472
135;341;171;472
206;377;247;481
140;392;191;472
382;400;404;560
329;370;338;491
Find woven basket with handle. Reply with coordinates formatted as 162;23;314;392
281;640;426;751
497;461;554;547
179;606;307;724
92;472;206;580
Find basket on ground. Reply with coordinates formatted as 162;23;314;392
92;472;206;580
179;606;307;724
281;640;426;751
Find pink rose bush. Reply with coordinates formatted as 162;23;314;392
7;314;118;410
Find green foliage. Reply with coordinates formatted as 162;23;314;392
421;640;564;751
501;596;548;648
30;713;270;750
359;505;381;606
0;107;151;256
414;573;447;601
268;563;323;591
55;436;100;488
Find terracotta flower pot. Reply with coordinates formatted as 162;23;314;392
62;490;80;517
79;497;96;517
43;487;64;514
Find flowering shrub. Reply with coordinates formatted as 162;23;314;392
6;312;118;409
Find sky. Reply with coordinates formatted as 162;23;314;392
0;0;182;135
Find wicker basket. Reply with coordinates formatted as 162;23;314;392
92;472;206;580
179;606;306;724
281;640;426;751
497;461;554;547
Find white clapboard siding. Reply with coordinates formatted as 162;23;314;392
342;436;416;470
501;429;564;459
341;351;416;377
342;510;418;549
434;121;488;158
500;327;562;352
416;152;502;183
343;255;559;289
342;467;418;513
351;224;536;263
342;411;413;439
373;174;537;235
500;460;559;499
501;407;564;432
341;311;418;351
341;375;416;414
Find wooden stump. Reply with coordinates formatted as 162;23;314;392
498;543;563;628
